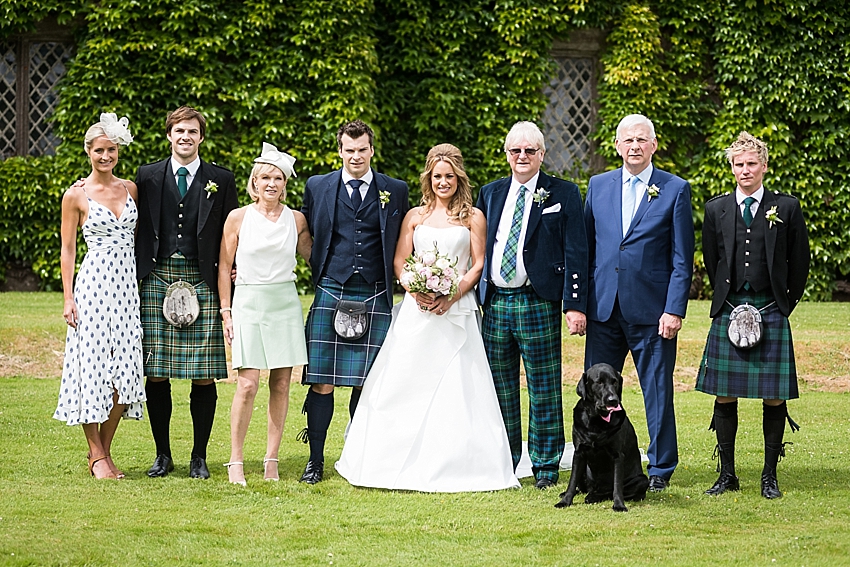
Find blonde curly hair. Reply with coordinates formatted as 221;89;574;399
418;143;474;226
725;131;768;165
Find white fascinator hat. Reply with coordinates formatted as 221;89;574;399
99;112;133;145
254;142;297;180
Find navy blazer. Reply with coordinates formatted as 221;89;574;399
476;171;588;312
585;166;695;325
301;168;409;308
703;189;810;318
135;158;238;294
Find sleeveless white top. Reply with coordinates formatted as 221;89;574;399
235;204;298;284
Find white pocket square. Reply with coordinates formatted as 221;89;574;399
542;203;561;214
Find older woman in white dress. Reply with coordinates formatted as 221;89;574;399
217;143;312;485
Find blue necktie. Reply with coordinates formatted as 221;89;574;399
177;167;189;198
349;179;364;210
743;196;755;227
622;175;639;237
499;185;527;283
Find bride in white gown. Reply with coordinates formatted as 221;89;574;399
336;144;519;492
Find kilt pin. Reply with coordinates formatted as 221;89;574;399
477;171;588;485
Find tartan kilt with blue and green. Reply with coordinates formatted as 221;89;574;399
303;274;392;387
696;290;799;400
139;256;228;380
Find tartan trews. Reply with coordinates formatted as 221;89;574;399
696;290;799;400
139;257;228;380
482;287;564;481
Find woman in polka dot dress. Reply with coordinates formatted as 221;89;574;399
54;114;145;479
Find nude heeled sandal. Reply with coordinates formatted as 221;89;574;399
88;452;118;480
263;458;279;481
223;461;247;486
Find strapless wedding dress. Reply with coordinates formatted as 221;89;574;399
336;225;520;492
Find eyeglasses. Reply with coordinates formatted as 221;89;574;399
507;148;540;156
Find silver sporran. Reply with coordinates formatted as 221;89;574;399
333;299;369;340
727;302;766;349
163;280;200;328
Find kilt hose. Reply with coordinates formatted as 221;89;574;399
482;286;563;482
696;290;799;400
303;274;392;387
139;256;227;380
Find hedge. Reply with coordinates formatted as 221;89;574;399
1;0;848;298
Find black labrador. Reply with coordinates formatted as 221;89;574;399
555;363;649;512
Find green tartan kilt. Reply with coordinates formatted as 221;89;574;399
303;274;392;387
139;257;227;380
696;290;799;400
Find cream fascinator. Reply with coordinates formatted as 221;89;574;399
100;113;133;145
254;142;297;180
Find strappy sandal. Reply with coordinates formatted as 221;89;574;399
263;457;280;482
223;461;247;486
88;452;118;479
106;454;125;479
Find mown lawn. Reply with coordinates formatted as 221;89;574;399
1;293;849;566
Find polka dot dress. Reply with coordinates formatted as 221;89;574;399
54;191;146;425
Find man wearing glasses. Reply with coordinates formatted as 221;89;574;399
583;114;695;493
477;121;588;489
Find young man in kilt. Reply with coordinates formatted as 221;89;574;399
476;121;589;490
697;131;810;499
298;120;409;484
135;106;239;479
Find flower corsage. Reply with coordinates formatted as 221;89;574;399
765;205;783;228
532;188;550;207
646;184;660;201
204;181;218;199
379;190;391;209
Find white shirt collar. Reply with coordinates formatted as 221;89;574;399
736;186;764;205
171;156;201;177
342;168;374;188
624;164;653;186
510;172;540;195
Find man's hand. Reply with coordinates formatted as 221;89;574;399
658;313;682;340
565;310;586;336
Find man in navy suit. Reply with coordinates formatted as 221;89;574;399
298;120;409;484
477;121;588;489
584;114;695;492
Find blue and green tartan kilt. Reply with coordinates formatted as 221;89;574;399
303;274;392;387
139;256;227;380
696;290;798;400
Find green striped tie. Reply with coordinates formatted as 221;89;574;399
499;185;527;282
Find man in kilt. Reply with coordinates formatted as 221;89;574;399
476;121;589;489
696;131;810;499
299;120;409;484
135;106;239;478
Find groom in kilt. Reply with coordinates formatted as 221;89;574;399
696;131;810;499
135;106;238;478
477;121;588;489
298;120;409;483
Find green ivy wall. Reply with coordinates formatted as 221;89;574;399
1;0;848;298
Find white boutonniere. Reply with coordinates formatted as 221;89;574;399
204;181;218;199
379;190;391;209
646;184;660;201
765;206;783;228
532;188;550;207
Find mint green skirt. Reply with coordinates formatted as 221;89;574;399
232;282;307;370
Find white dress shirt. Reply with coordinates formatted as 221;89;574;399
342;169;374;201
170;156;201;190
491;172;540;288
736;185;764;218
622;163;654;219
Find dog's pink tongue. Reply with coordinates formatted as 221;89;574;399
601;405;623;423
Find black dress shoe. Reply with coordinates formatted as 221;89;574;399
761;473;782;499
535;477;556;490
299;460;324;484
705;471;740;496
146;454;174;478
189;455;210;479
648;475;669;492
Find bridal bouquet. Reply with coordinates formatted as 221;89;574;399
399;243;460;297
